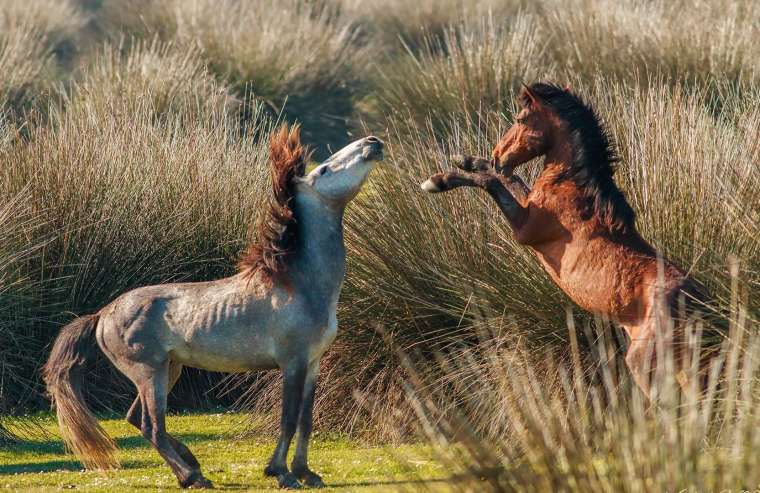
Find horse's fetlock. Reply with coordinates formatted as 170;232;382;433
264;463;288;477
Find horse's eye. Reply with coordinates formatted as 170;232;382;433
516;116;527;124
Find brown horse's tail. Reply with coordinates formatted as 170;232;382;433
42;314;119;470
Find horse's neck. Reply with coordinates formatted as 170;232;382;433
532;149;579;204
288;193;347;301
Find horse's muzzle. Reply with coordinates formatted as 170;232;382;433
362;136;384;161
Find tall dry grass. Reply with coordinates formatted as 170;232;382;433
96;0;369;157
0;0;86;117
368;0;759;138
399;281;760;491
540;0;760;85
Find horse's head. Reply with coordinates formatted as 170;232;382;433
492;83;561;175
296;136;384;205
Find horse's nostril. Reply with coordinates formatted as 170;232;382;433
366;136;382;146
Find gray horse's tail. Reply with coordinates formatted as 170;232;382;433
42;313;119;470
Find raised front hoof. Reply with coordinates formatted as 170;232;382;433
277;472;303;490
179;473;214;489
295;470;325;488
420;175;445;193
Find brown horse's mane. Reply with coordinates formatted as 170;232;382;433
522;82;636;234
238;124;307;289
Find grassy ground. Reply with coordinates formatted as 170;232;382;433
0;413;446;492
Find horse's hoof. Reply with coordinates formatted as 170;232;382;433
277;472;303;489
264;464;280;477
302;472;325;488
449;154;469;170
180;473;214;489
293;466;325;488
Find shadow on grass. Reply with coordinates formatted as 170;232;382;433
0;433;218;475
0;459;155;475
220;478;450;490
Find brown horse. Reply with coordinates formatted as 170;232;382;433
421;82;708;397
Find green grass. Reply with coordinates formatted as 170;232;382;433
0;413;446;492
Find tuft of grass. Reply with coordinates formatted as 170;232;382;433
539;0;760;85
96;0;370;157
0;192;56;414
0;0;85;117
341;0;525;54
68;38;235;125
371;14;547;136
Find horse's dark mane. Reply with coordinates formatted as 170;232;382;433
521;82;636;234
238;124;307;290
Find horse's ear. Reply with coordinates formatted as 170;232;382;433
520;83;539;108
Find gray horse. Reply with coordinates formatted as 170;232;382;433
43;125;384;489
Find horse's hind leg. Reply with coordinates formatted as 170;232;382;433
126;362;201;471
265;360;307;489
132;361;212;489
625;322;657;400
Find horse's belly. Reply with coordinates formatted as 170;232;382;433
172;343;278;372
544;246;627;316
170;323;279;372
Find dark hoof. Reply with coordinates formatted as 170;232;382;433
180;473;214;489
277;472;303;489
449;154;468;170
264;464;280;477
301;471;325;488
450;154;491;172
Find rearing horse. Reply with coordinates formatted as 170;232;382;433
43;125;384;489
422;82;706;397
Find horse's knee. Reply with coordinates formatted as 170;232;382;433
281;413;299;437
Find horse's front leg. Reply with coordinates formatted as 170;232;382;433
291;361;324;488
265;361;307;489
449;154;531;204
421;170;529;231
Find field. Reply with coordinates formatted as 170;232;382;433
1;0;759;491
1;413;443;492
